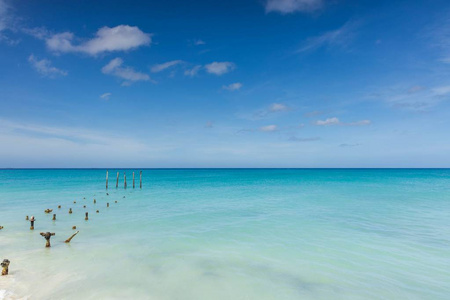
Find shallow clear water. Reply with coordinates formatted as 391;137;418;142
0;169;449;299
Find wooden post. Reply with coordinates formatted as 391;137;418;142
106;170;109;189
116;172;119;188
65;231;79;243
140;171;142;189
124;172;127;189
40;232;55;247
1;259;10;276
133;172;135;188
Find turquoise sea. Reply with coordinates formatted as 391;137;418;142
0;169;449;299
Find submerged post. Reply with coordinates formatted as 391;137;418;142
124;172;127;189
133;172;135;188
116;172;119;188
1;259;10;276
140;171;142;189
40;232;55;247
106;170;109;189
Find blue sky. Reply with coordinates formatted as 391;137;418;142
1;0;450;168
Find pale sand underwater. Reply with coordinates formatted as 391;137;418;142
0;169;449;299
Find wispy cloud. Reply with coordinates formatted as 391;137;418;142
205;121;214;128
45;25;151;56
151;60;183;73
269;103;290;112
102;58;151;85
28;54;67;77
373;84;450;111
314;117;371;126
339;143;361;147
100;93;112;100
288;136;320;142
184;65;202;77
223;82;242;91
265;0;323;14
194;39;205;45
205;62;235;75
298;21;358;53
260;125;278;132
0;0;9;34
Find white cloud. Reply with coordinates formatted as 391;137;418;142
151;60;183;73
102;58;151;85
223;82;242;91
298;21;357;53
28;54;67;77
100;93;112;100
260;125;278;132
269;103;289;112
265;0;323;14
205;62;235;75
194;39;205;45
184;65;202;77
46;25;151;55
314;117;371;126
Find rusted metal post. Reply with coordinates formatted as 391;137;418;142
40;232;55;247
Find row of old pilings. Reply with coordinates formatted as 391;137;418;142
106;170;142;189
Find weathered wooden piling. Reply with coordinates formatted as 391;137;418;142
116;172;119;188
133;172;135;188
40;232;55;247
30;216;35;230
140;171;142;189
1;259;10;276
65;231;79;243
52;214;56;221
85;212;89;221
124;172;127;189
106;170;109;189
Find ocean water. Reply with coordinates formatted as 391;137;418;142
0;169;449;299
